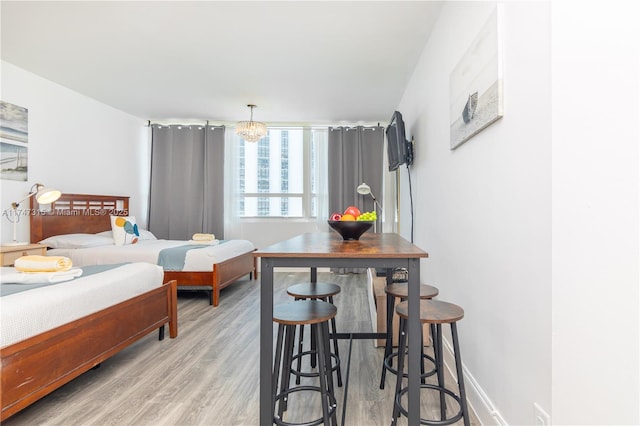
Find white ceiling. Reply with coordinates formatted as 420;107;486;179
1;1;442;124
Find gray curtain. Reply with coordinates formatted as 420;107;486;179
328;126;384;273
328;126;384;224
148;124;225;240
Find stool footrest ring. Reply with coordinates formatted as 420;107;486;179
383;351;437;379
274;385;337;426
395;384;464;426
291;350;341;378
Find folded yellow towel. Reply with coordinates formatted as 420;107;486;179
192;233;215;241
14;255;73;272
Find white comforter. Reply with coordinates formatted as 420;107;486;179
0;263;164;347
47;239;255;271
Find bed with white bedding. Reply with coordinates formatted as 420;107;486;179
47;238;255;272
0;262;177;421
29;193;257;306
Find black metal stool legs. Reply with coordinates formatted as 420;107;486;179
293;296;342;388
273;324;286;421
279;324;296;416
391;317;407;426
380;293;395;389
273;299;338;426
381;295;435;391
327;295;343;387
435;324;446;420
316;323;338;426
390;301;469;426
310;324;317;368
451;323;470;426
295;317;305;384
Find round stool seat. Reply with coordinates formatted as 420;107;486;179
273;300;337;325
384;282;439;299
287;282;341;299
395;299;464;324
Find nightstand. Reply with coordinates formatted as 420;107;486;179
0;244;47;266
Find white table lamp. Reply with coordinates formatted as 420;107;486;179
356;182;382;212
356;182;382;232
7;183;61;246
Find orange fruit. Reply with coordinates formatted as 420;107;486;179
340;214;356;221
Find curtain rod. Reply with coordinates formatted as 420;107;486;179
147;120;382;128
147;120;225;127
329;125;383;130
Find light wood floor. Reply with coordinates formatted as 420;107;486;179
4;272;479;426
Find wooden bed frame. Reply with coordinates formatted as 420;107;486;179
0;279;178;421
29;193;257;306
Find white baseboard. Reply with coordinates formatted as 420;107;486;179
440;330;507;425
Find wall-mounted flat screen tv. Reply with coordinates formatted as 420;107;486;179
385;111;413;171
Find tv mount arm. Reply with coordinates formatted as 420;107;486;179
405;137;414;166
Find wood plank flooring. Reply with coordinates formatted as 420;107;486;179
3;272;479;426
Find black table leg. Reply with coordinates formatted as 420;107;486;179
407;258;420;425
260;259;274;426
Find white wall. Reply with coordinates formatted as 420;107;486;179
396;2;551;424
551;0;639;424
397;0;640;424
232;219;321;254
0;62;150;244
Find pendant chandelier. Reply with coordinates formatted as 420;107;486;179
236;104;267;143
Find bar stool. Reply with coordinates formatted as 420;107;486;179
380;282;439;389
272;300;338;426
391;299;469;426
287;282;342;387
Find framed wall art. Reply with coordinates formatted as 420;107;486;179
0;101;28;181
449;6;504;150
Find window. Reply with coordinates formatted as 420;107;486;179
237;127;325;218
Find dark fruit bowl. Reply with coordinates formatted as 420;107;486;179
327;220;373;241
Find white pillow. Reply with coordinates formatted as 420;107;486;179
110;215;140;246
98;228;157;241
39;233;114;249
138;229;157;240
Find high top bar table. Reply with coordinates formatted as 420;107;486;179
254;232;428;425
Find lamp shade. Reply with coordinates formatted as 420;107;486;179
356;182;372;195
356;181;382;216
35;186;61;204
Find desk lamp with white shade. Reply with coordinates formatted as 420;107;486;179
6;183;61;246
356;182;382;232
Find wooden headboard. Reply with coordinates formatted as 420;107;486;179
29;193;130;243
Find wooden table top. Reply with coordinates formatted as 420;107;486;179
254;232;428;259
